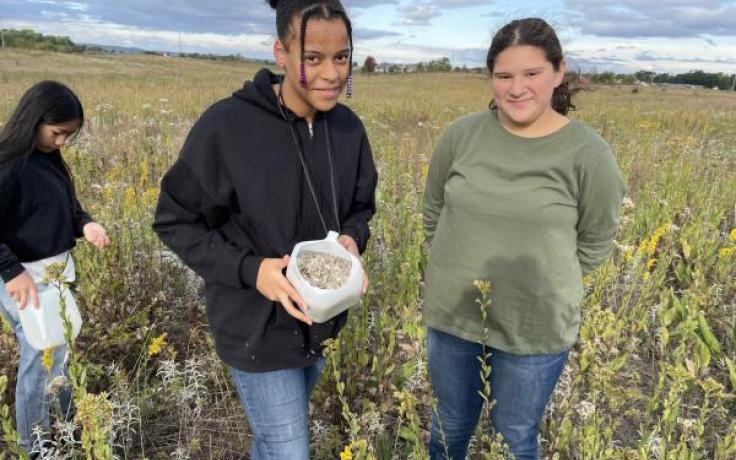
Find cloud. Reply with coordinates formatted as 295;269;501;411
343;0;399;7
634;51;736;65
5;0;274;35
399;3;441;26
7;0;402;36
565;0;736;38
3;18;273;57
431;0;490;7
353;28;402;40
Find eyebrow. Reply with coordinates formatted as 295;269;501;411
494;67;546;73
303;48;351;56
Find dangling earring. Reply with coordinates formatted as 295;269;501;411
299;63;307;88
346;74;353;98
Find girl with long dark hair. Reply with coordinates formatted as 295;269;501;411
153;1;377;458
0;80;110;454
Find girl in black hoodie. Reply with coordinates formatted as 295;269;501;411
153;1;377;458
0;81;111;455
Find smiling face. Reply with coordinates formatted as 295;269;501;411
274;16;351;121
491;45;565;133
34;119;81;153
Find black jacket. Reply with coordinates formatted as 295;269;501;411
0;152;92;282
153;69;377;372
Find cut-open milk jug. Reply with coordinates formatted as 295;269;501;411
16;253;82;350
286;231;364;323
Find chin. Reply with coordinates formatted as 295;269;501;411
313;99;340;112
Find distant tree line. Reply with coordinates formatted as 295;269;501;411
586;70;735;90
1;28;84;53
0;28;275;64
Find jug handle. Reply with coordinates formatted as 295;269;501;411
325;231;339;241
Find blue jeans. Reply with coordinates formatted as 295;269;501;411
229;359;325;460
0;280;72;454
428;328;568;460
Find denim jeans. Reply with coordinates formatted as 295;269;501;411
229;358;325;460
0;280;72;454
428;327;569;460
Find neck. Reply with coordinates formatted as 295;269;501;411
277;79;316;123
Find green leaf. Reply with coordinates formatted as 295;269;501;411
725;357;736;391
697;311;721;357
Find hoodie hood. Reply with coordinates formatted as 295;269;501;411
233;68;290;120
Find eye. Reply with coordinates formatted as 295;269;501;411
335;54;349;63
494;74;511;79
305;55;320;65
525;72;540;78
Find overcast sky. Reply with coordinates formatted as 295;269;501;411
2;0;735;73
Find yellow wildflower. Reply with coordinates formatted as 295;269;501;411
646;223;671;256
730;228;736;242
642;271;650;281
148;333;168;357
340;445;353;460
719;247;736;258
42;348;54;374
124;186;137;209
142;187;160;207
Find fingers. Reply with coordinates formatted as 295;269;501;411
30;285;40;309
277;292;312;325
17;290;28;310
93;231;111;248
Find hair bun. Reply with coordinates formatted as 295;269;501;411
267;0;279;9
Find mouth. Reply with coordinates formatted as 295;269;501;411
314;87;341;99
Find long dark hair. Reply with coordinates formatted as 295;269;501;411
0;80;83;190
267;0;354;82
486;18;583;115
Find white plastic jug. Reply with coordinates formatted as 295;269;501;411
18;283;82;350
16;252;82;350
286;231;364;323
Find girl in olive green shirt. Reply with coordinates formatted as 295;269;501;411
423;18;626;460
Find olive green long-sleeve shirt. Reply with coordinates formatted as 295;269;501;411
422;110;626;354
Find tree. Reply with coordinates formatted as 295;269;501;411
362;56;376;73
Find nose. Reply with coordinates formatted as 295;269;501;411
509;76;525;96
322;61;340;83
55;135;67;147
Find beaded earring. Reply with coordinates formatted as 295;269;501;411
346;74;353;98
299;63;307;88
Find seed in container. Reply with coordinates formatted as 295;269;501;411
297;251;352;290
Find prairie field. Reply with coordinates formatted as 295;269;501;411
0;49;735;459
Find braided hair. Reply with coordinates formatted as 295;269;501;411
267;0;354;95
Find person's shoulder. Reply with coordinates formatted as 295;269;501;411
567;119;612;154
196;96;243;125
446;111;492;134
327;103;366;133
0;156;24;190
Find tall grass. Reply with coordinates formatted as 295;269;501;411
1;49;734;459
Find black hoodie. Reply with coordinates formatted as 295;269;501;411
153;69;377;372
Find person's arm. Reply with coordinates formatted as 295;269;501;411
0;175;38;308
577;147;627;276
0;243;24;284
153;155;263;289
72;197;93;238
0;171;24;283
339;130;378;255
422;128;455;247
153;120;263;288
